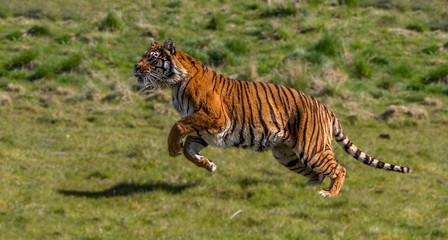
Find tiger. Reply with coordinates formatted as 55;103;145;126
133;39;411;197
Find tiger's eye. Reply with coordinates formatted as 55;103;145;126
148;56;157;62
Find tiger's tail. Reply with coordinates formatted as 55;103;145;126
332;118;412;173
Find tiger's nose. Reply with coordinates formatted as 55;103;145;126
134;64;141;76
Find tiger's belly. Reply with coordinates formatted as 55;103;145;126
199;122;285;152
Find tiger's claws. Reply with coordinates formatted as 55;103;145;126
318;190;332;198
208;161;217;172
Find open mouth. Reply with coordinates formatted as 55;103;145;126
136;76;156;93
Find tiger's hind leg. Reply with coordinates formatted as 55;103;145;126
271;145;325;185
183;136;216;172
304;148;346;197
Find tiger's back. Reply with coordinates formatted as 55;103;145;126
134;39;411;198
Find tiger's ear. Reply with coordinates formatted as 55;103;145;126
163;39;176;54
150;38;158;49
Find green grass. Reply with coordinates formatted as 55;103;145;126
0;7;13;19
5;31;23;41
99;13;123;32
206;13;226;31
260;4;298;17
5;50;38;70
26;25;51;36
0;0;448;239
422;64;448;84
312;34;342;58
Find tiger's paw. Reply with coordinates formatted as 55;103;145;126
318;190;334;198
207;161;217;172
168;142;183;157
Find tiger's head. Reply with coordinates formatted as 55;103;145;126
134;39;186;90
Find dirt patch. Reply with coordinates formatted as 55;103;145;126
423;97;443;109
325;68;348;85
0;93;12;106
40;95;54;107
5;83;26;94
85;88;103;101
380;105;428;120
55;87;74;96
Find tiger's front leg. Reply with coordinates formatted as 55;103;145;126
167;121;186;157
167;109;225;171
183;136;216;172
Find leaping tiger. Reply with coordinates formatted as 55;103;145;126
133;39;411;197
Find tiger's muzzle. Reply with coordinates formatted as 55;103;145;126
133;64;146;87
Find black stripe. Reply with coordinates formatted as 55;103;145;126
268;84;285;127
191;137;208;147
353;149;361;159
306;101;318;158
320;162;336;175
243;83;256;147
285;158;299;168
260;83;280;130
212;75;218;92
238;80;247;147
279;86;291;121
192;102;203;114
226;76;235;98
363;156;373;165
294;90;308;150
219;74;227;97
179;70;198;108
186;97;191;114
311;153;331;169
251;82;269;149
226;81;239;143
284;87;300;147
298;93;311;156
193;127;201;137
226;81;238;143
335;134;346;142
252;82;269;134
376;161;385;168
212;70;217;79
344;141;353;152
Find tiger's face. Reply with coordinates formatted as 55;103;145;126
134;39;185;90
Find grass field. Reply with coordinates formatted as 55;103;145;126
0;0;447;239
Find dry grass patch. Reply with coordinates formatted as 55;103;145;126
5;83;26;94
0;93;12;105
380;105;428;120
423;97;443;109
55;87;75;96
309;68;347;97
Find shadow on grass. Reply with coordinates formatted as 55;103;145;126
57;181;196;198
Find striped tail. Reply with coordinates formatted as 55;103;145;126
332;118;412;173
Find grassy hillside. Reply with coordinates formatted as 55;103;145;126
0;0;447;239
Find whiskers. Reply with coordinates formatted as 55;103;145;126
138;84;156;94
137;74;169;94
